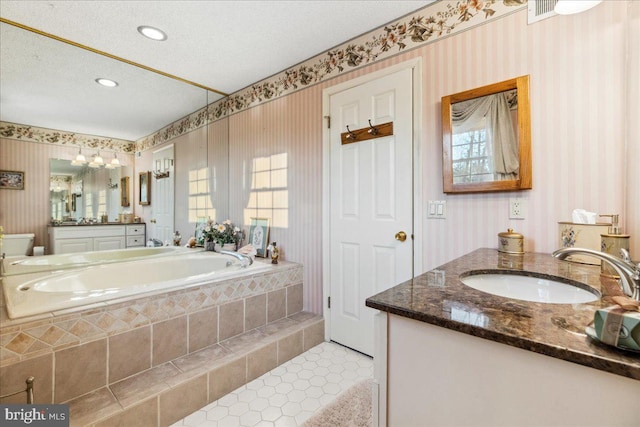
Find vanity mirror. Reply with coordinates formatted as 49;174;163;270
49;158;131;222
139;171;151;206
442;75;532;193
121;176;130;207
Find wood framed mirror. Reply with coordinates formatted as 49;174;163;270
442;75;532;193
120;176;130;207
139;171;151;206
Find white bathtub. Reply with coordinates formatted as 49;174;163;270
2;246;195;276
2;251;271;319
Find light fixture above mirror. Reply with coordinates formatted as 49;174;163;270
106;152;121;169
441;75;532;194
71;147;87;165
88;151;105;168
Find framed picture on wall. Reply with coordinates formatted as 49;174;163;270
0;170;24;190
249;217;270;257
139;171;151;205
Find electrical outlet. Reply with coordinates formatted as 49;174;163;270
509;198;526;219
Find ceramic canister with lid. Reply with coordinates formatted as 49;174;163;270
498;228;524;254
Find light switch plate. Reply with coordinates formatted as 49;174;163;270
427;201;446;219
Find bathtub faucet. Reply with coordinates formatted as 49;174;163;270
149;238;163;247
220;250;253;268
552;247;640;301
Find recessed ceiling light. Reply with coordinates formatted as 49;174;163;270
95;78;118;88
137;25;168;41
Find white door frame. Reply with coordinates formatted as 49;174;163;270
322;58;423;340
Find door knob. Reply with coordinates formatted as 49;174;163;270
150;219;157;224
395;231;407;242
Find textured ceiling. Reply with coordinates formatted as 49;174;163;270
0;1;433;141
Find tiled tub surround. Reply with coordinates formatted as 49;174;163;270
0;261;323;426
366;248;640;380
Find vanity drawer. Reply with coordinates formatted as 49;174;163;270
126;225;145;236
126;236;145;247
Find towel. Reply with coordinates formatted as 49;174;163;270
594;300;640;350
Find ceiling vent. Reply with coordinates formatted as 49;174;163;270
528;0;558;24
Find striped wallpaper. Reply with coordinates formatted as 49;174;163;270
1;2;637;315
226;2;636;313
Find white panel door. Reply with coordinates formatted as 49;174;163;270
329;68;413;356
151;145;175;242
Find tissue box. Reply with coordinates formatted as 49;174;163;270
558;222;610;265
118;213;134;223
593;306;640;351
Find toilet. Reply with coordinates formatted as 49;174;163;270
2;233;35;256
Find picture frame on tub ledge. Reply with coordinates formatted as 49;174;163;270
249;217;270;257
194;216;209;246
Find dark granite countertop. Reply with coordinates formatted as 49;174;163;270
365;248;640;381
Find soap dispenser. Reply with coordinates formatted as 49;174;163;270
599;214;630;277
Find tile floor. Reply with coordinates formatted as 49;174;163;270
171;341;373;427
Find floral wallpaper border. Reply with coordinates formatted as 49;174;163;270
0;121;135;153
137;0;526;151
2;1;527;152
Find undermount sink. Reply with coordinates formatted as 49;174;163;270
460;271;600;304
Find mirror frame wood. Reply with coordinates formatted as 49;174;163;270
139;171;151;206
442;75;532;194
120;176;130;207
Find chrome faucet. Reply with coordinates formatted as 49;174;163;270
220;250;253;268
149;238;163;247
552;247;640;301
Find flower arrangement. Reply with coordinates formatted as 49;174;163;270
200;219;243;246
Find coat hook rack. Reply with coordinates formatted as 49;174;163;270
153;170;170;179
367;119;379;135
345;125;357;141
341;120;394;145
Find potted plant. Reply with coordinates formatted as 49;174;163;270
201;219;243;251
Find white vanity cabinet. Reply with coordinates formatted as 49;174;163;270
125;224;146;248
49;224;145;254
378;314;640;427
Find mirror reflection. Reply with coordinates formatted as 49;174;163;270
0;20;231;236
442;75;532;193
49;158;132;223
451;88;518;183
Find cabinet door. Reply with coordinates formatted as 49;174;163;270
126;236;145;247
94;236;125;251
55;238;94;254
